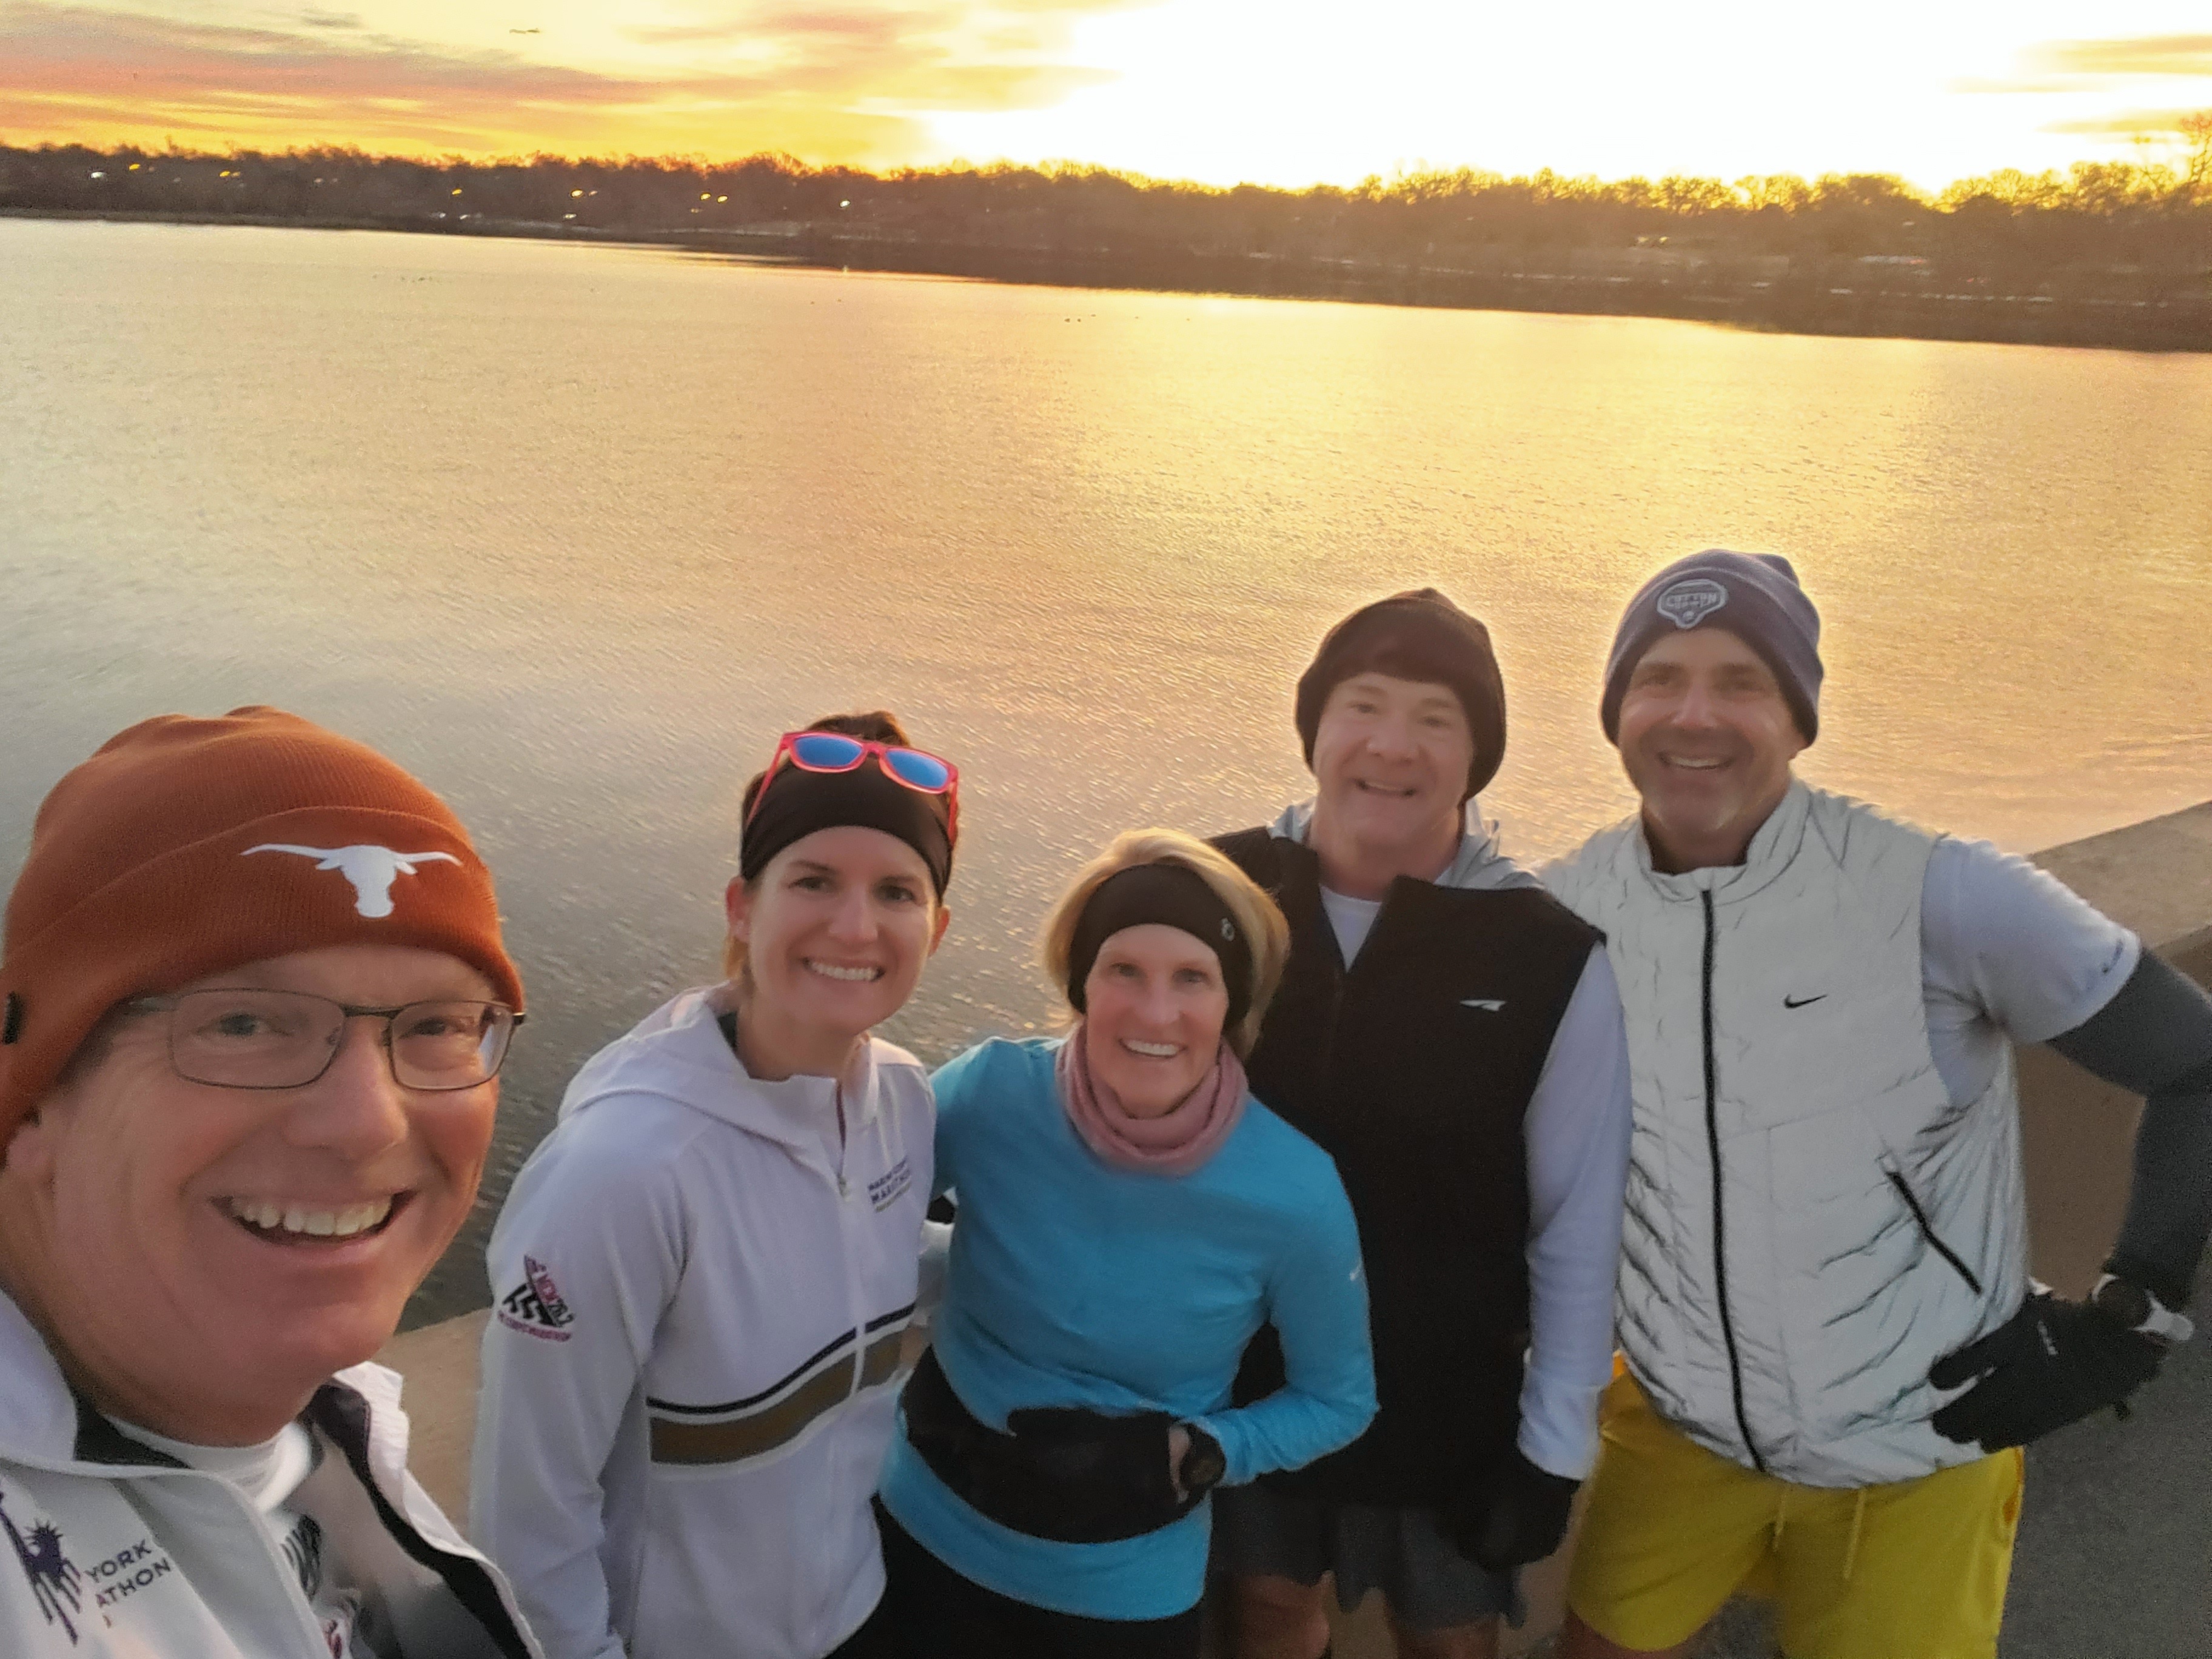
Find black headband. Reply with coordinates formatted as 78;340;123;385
1065;862;1253;1033
740;762;954;896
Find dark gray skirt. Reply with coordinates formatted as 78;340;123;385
1209;1481;1523;1634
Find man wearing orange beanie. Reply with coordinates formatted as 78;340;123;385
0;707;542;1658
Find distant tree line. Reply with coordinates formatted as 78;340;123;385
7;129;2210;347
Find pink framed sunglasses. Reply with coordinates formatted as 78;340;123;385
748;731;960;837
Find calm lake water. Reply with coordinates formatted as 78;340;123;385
5;217;2210;1325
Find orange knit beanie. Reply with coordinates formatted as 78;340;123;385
0;707;523;1136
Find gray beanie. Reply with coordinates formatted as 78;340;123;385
1600;550;1823;743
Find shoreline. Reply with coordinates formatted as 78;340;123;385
11;206;2209;354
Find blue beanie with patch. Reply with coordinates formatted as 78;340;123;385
1600;550;1823;744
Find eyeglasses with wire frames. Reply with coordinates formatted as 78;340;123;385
122;988;525;1091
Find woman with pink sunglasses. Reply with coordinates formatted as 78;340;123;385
472;712;957;1659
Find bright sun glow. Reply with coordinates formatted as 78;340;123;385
2;0;2208;187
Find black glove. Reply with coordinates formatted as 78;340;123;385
1928;1288;2165;1453
1447;1450;1580;1572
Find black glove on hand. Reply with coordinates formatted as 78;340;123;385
1001;1406;1181;1538
1929;1288;2165;1453
1448;1450;1580;1572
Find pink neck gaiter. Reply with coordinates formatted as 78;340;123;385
1054;1023;1248;1178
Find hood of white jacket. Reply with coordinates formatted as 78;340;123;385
1271;796;1544;894
557;987;913;1164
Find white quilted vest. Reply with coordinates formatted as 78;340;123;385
1548;782;2026;1487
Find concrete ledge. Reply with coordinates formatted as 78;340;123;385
378;1310;486;1526
377;800;2212;1659
2019;802;2212;1301
2028;801;2212;968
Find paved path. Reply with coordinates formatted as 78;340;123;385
2000;1284;2211;1658
380;1247;2210;1659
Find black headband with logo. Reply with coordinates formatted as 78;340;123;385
740;763;954;897
1065;862;1253;1032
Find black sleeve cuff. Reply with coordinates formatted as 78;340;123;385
2103;1250;2193;1318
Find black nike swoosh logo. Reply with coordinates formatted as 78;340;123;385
1783;993;1827;1008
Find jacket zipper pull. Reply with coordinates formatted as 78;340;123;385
836;1078;850;1198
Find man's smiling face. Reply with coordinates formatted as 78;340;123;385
1617;626;1808;871
0;943;500;1440
1310;671;1474;866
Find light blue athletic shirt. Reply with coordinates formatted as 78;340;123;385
877;1036;1376;1621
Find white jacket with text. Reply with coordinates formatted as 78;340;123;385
471;988;935;1659
0;1287;538;1659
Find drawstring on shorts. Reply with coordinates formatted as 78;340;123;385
1770;1483;1867;1582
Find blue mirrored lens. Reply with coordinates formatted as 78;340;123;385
789;734;865;769
883;748;952;790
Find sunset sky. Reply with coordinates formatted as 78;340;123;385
4;1;2209;187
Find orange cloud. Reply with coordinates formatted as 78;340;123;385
623;7;963;47
1944;31;2212;147
1953;33;2212;96
0;0;1132;160
2043;107;2211;136
2025;34;2212;78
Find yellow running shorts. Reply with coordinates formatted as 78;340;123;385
1566;1366;2025;1659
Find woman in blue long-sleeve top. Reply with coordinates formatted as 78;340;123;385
876;829;1376;1658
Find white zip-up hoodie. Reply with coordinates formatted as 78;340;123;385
0;1285;538;1659
471;988;935;1659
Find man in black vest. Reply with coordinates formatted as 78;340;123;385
1210;590;1633;1659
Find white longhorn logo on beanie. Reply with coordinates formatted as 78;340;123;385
1655;577;1729;630
243;843;461;918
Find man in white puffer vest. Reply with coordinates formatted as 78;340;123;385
1543;551;2212;1659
